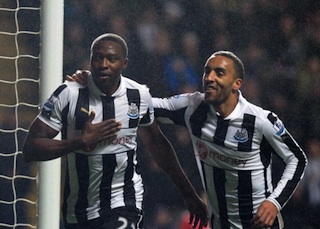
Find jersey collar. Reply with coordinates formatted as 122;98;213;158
87;74;126;98
209;91;247;120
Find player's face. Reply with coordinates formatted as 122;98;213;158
90;40;128;95
202;55;242;106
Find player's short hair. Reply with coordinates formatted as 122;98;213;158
91;33;128;58
211;51;245;80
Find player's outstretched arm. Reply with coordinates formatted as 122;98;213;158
139;120;209;228
23;111;121;161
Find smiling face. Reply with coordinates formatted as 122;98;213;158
202;54;242;111
90;39;128;95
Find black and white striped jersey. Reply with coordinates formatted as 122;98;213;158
38;75;154;224
153;91;307;229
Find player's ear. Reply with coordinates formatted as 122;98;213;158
232;78;242;91
123;58;128;69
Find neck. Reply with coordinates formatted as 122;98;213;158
214;92;239;118
99;78;121;97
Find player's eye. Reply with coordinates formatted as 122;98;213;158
215;68;225;77
106;54;119;63
92;55;102;61
204;67;211;75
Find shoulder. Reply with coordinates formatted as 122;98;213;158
166;91;204;104
47;81;87;109
152;91;203;110
53;81;85;96
239;92;269;118
122;76;151;98
243;99;284;136
245;100;267;116
64;80;86;91
122;76;150;92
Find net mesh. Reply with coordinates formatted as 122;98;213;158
0;0;40;227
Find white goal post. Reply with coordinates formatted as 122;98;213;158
0;0;63;228
38;0;64;229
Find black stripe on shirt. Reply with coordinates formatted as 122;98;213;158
61;103;70;140
276;132;307;207
53;84;67;97
213;116;229;146
260;136;273;168
140;108;151;125
238;114;255;152
101;96;115;120
75;154;90;222
213;167;230;229
238;170;254;228
267;112;307;207
75;88;90;130
154;107;187;126
100;154;117;216
127;89;140;128
124;150;136;206
190;101;210;138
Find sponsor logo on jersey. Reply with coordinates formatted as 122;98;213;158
197;140;208;160
196;140;248;167
81;136;134;153
234;128;249;143
127;103;139;119
108;136;134;145
97;135;134;148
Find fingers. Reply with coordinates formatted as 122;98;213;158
82;70;91;77
186;197;209;229
88;110;95;122
250;216;274;229
82;116;121;145
65;75;75;82
189;213;194;225
250;201;278;229
189;214;208;229
193;216;199;228
73;70;90;85
99;121;122;139
65;70;91;84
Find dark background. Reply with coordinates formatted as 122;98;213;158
62;2;320;228
1;0;320;228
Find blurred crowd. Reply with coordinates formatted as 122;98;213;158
61;0;320;228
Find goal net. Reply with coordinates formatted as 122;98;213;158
0;0;40;228
0;0;62;228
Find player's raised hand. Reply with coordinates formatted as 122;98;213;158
66;70;90;86
81;110;121;151
184;194;209;229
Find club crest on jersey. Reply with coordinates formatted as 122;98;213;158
41;97;54;119
127;103;139;119
234;128;249;143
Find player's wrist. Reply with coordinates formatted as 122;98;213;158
70;137;86;151
179;183;198;200
265;198;281;211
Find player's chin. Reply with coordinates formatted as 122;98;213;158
204;93;215;104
